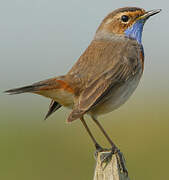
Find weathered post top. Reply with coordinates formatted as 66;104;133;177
93;151;130;180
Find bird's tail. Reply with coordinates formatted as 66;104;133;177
5;83;46;95
4;75;74;98
5;76;75;120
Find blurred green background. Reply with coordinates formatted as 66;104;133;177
0;0;169;180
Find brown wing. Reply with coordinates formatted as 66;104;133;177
68;55;141;122
67;39;142;122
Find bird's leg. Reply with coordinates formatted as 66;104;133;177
80;117;105;156
91;116;128;175
91;116;117;150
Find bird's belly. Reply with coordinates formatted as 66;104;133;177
90;74;141;116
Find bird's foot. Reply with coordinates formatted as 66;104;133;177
94;143;109;159
99;148;113;169
113;148;128;176
98;147;128;176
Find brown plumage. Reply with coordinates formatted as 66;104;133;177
66;38;143;121
5;7;161;122
5;7;161;168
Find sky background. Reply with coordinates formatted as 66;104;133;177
0;0;169;180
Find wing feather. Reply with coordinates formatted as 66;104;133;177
68;57;140;122
67;38;142;122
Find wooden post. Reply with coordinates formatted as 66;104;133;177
93;151;130;180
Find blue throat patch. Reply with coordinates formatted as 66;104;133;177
125;19;145;44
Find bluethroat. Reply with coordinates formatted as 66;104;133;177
5;7;161;173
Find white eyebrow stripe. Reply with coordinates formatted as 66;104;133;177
105;18;114;25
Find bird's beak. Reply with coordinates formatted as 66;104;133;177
137;9;162;20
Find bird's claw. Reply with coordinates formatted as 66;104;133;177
115;149;128;176
100;151;113;169
95;146;128;176
94;143;109;160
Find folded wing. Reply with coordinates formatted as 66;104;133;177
67;53;140;122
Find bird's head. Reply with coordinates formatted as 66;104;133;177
96;7;161;44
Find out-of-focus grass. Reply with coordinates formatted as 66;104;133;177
0;93;169;180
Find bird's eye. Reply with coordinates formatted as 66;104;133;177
121;15;129;22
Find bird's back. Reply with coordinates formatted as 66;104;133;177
66;35;143;97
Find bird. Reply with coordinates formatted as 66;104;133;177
5;7;161;173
